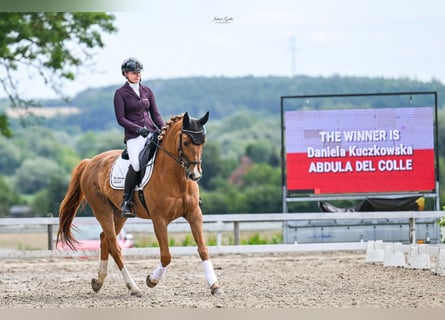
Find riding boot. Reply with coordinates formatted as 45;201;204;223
121;165;140;218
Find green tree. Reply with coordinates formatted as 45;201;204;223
201;184;248;214
15;157;66;194
21;126;61;158
242;163;281;188
0;12;117;136
0;176;23;217
76;129;122;158
200;142;230;190
0;138;22;174
31;175;69;216
240;164;282;212
55;146;81;174
245;139;279;165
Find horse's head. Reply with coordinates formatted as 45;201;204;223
179;111;209;181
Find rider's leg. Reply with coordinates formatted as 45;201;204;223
121;165;139;218
121;136;145;218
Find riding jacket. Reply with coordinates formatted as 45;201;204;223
114;82;165;143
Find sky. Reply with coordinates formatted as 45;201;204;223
3;0;445;99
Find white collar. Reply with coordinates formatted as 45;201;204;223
128;82;140;96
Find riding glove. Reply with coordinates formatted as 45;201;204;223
137;127;149;138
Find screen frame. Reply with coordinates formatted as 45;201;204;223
280;91;440;210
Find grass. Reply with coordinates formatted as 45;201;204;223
0;230;283;250
0;233;48;250
134;231;283;248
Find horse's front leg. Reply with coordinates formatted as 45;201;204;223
186;213;222;295
146;219;171;288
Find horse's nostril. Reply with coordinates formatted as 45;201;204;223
188;173;201;181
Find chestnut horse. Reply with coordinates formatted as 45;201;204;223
56;112;222;296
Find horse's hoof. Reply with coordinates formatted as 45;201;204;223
91;278;102;293
130;289;143;297
210;283;223;296
146;275;159;288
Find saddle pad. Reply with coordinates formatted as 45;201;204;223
109;153;156;190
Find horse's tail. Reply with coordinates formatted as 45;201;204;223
56;159;90;250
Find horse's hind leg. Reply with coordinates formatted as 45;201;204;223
91;232;109;293
89;202;142;297
112;214;142;297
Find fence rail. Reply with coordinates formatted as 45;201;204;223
1;211;443;226
0;211;444;250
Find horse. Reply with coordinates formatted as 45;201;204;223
56;111;222;296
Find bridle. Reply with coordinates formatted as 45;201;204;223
150;128;205;173
178;128;205;168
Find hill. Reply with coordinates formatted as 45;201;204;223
15;75;444;132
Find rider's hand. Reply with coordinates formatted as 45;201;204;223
137;127;149;138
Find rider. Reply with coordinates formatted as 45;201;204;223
114;57;165;218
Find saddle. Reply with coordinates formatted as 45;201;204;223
110;138;158;190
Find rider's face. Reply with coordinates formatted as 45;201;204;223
125;71;141;83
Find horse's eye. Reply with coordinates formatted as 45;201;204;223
183;138;190;146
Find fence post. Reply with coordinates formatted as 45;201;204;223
234;221;240;245
47;213;53;250
409;217;416;244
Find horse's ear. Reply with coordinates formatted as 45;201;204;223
199;111;209;126
183;112;190;126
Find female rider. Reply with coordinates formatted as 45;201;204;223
114;57;165;218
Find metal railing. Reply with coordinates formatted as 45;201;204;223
0;211;443;250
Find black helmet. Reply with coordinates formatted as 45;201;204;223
121;57;143;75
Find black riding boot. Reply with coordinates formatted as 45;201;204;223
121;165;140;218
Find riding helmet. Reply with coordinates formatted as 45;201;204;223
121;57;144;75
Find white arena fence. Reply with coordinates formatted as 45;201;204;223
0;210;443;247
1;211;444;245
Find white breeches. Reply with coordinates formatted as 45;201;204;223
126;133;152;171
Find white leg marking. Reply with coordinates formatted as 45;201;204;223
97;260;108;283
203;260;218;287
150;263;169;284
121;266;141;294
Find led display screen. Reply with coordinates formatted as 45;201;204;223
285;107;435;194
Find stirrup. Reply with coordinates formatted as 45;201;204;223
121;201;136;218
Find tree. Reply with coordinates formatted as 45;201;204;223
0;176;24;217
242;163;281;188
76;129;122;158
0;12;117;136
31;175;69;216
15;157;66;194
245;139;278;165
200;142;230;190
0;138;22;174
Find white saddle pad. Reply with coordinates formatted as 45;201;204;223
109;153;156;190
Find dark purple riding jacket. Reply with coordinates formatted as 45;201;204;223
114;82;165;143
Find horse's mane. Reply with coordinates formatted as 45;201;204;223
158;114;184;142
